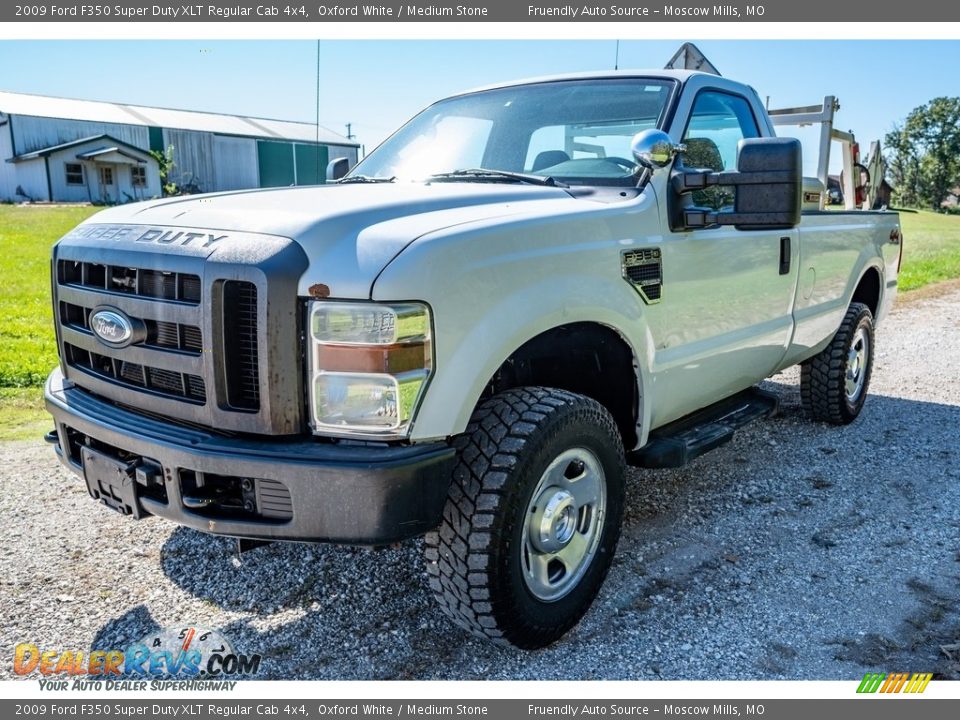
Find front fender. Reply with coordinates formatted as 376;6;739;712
370;188;664;447
372;233;662;446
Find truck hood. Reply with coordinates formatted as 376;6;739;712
83;183;578;298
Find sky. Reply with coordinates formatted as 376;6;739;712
0;39;956;174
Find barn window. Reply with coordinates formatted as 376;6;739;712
98;167;114;186
65;163;84;186
131;166;146;187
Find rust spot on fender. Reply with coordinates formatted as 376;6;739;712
309;283;331;298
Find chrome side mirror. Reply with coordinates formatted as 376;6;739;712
631;129;685;171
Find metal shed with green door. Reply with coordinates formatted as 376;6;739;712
0;89;359;202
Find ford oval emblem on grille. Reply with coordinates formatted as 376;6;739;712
90;308;137;348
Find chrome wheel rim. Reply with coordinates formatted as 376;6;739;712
521;447;607;602
845;327;870;403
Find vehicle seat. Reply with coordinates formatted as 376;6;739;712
532;150;571;172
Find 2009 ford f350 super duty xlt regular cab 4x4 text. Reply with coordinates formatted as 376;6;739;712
45;70;901;648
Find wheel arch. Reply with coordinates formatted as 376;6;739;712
851;265;883;317
408;291;652;450
477;322;643;450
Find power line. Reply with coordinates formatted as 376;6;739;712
315;40;321;183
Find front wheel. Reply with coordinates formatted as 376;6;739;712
801;302;875;424
423;387;625;649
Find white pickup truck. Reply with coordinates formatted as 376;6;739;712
45;70;902;649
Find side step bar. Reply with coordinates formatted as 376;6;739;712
628;387;779;469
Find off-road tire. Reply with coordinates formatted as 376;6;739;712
423;387;625;649
801;302;875;424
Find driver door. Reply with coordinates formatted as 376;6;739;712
647;89;799;427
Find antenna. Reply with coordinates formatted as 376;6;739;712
315;40;321;183
614;40;620;70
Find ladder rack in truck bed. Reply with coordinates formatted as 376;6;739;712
768;95;888;211
768;96;858;211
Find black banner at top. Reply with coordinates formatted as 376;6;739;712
4;0;957;22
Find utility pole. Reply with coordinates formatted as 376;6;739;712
345;123;355;141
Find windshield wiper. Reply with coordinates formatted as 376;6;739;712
338;175;396;184
426;169;567;188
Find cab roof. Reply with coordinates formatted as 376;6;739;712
454;70;710;98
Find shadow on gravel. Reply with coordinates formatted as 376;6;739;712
82;381;960;679
828;578;960;680
90;605;161;651
158;529;425;615
152;529;488;678
762;381;960;679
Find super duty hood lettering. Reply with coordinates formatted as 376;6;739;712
67;225;228;248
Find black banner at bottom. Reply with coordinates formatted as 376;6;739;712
3;699;958;720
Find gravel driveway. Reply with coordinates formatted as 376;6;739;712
2;288;959;681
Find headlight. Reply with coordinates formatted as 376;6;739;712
307;301;432;437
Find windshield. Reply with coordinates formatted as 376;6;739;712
349;78;676;187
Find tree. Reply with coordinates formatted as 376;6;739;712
884;122;923;208
148;145;177;196
885;97;960;210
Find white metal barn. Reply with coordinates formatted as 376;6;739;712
0;90;360;203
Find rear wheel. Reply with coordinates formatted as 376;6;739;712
801;302;875;424
423;387;625;648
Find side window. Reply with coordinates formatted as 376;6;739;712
65;163;84;186
683;91;760;210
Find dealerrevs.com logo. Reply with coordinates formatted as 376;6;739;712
14;626;262;690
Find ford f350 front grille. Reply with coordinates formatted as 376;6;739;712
56;269;255;418
52;225;307;435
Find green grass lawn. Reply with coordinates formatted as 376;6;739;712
0;204;101;387
0;387;48;441
0;205;101;440
895;210;960;292
0;204;958;441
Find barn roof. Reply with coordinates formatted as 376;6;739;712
0;90;359;147
10;134;154;162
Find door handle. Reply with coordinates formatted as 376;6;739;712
779;236;791;275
